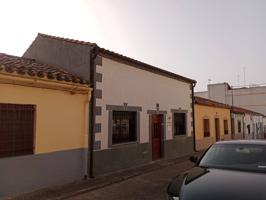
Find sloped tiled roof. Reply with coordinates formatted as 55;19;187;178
38;33;196;84
195;96;265;117
231;106;264;117
195;96;230;109
0;53;89;85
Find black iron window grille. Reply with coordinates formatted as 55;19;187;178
0;103;35;158
238;120;242;133
112;111;137;144
173;113;186;136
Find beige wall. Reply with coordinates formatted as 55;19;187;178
0;74;90;154
95;57;193;150
195;104;231;151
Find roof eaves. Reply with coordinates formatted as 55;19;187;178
0;53;89;86
231;106;264;116
195;96;230;109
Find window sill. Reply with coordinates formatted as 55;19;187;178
110;141;139;149
0;153;34;160
173;135;188;139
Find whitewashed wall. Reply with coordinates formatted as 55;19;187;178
252;115;264;139
95;57;193;150
232;113;244;139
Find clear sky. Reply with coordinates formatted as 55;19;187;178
1;0;266;91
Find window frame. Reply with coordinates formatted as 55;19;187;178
223;119;229;135
111;111;137;145
203;118;210;138
172;110;188;137
0;103;36;158
237;120;242;133
107;104;141;148
247;124;251;134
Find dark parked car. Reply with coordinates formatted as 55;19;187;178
167;140;266;200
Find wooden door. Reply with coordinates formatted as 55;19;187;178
215;118;220;141
152;114;162;160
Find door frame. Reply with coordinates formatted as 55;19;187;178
215;118;220;141
148;111;166;160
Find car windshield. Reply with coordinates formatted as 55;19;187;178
199;143;266;173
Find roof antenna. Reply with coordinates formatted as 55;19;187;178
243;67;246;87
237;74;240;87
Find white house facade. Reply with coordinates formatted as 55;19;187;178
231;106;264;140
231;112;245;140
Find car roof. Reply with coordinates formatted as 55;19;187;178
215;140;266;145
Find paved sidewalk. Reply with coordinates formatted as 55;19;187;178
7;154;199;200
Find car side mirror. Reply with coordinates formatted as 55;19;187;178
189;155;198;163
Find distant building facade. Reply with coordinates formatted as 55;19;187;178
231;107;264;140
194;97;232;151
195;82;266;115
194;96;265;151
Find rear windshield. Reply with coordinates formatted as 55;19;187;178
199;143;266;173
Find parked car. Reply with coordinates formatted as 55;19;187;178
167;140;266;200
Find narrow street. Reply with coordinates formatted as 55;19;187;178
66;160;193;200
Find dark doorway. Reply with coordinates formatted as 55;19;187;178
231;118;235;139
151;114;163;160
215;118;220;141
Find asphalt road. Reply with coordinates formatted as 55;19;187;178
67;160;194;200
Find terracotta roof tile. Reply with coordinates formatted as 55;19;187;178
195;96;230;109
0;53;89;85
195;96;265;117
231;106;264;117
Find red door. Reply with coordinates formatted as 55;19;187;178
152;114;162;160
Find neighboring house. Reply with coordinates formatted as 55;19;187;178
231;107;245;140
263;117;266;138
194;97;231;151
252;115;264;139
0;53;91;198
24;33;196;176
195;82;266;115
231;106;264;140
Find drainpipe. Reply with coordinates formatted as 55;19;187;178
191;82;197;152
88;45;99;179
230;108;234;140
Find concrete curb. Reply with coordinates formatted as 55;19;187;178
58;155;193;200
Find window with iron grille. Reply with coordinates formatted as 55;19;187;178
203;118;210;137
0;103;35;158
247;124;251;134
224;120;229;135
173;113;186;136
112;111;137;144
231;118;235;134
238;120;242;133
